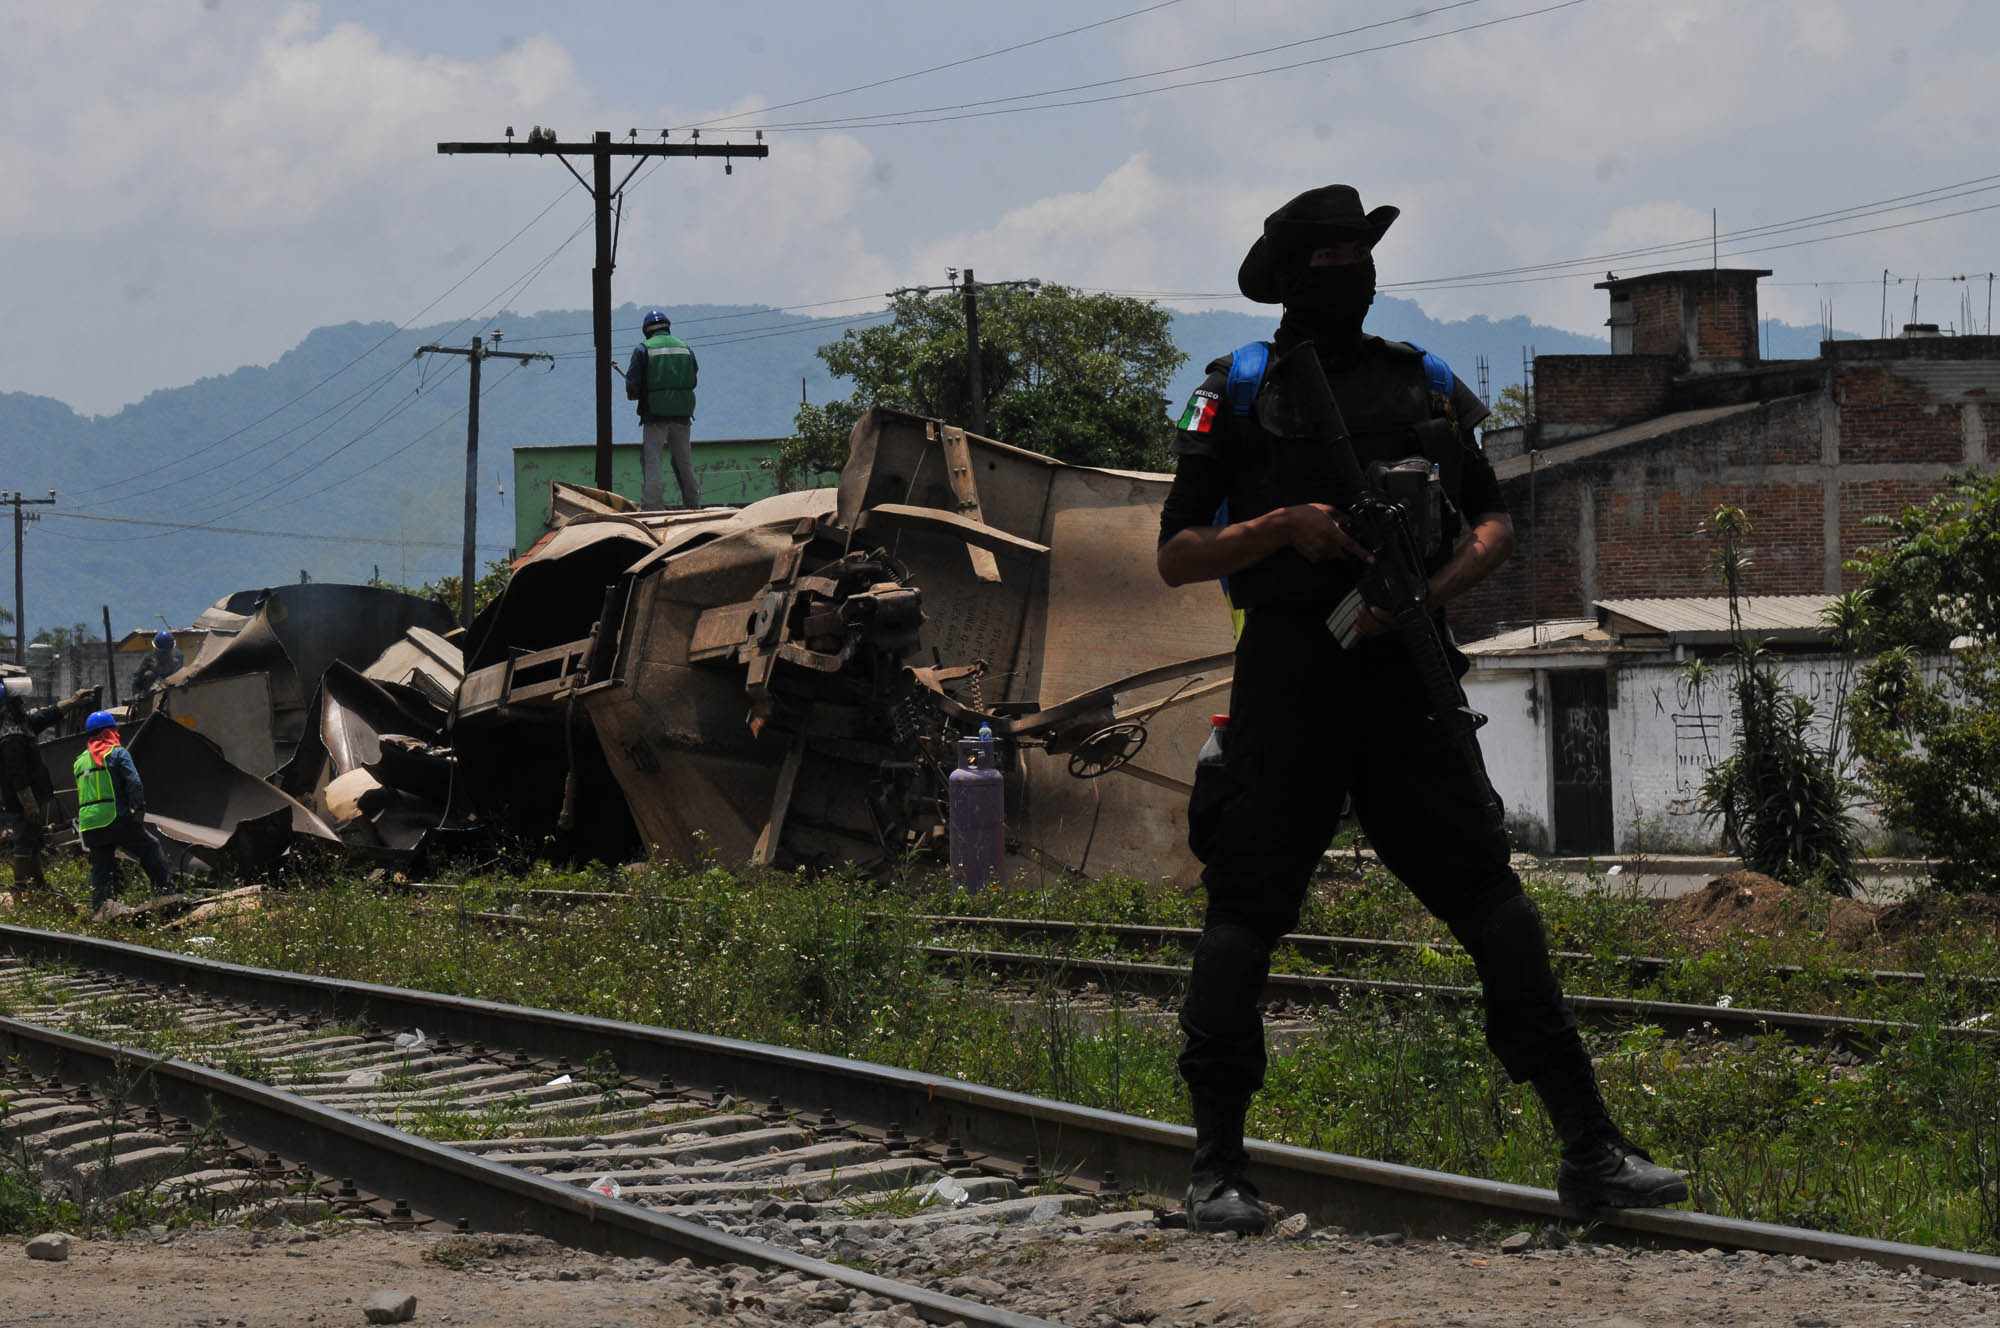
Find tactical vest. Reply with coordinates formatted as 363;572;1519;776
72;749;117;832
1221;336;1465;611
640;332;696;418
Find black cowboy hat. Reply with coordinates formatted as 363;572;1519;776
1236;184;1399;304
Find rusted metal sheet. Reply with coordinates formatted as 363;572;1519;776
157;585;457;772
126;713;340;872
559;407;1234;884
362;627;463;709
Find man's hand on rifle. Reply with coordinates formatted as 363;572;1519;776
1349;600;1398;639
1279;503;1375;565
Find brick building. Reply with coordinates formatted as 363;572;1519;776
1456;268;2000;643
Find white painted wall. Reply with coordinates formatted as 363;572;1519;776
1467;652;1890;855
1468;665;1554;850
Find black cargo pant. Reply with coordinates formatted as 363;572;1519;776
83;818;173;909
1180;608;1581;1173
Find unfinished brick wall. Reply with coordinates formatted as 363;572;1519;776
1836;361;1975;465
1611;270;1764;366
1456;397;1828;639
1536;355;1675;428
1450;334;1999;645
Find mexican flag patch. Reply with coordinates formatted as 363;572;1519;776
1177;387;1220;434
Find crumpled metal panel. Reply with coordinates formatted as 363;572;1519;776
277;662;451;852
126;714;340;872
159;585;457;772
574;407;1236;883
362;628;463;710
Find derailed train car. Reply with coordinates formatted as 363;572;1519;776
454;409;1236;885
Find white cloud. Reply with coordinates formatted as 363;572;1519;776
6;0;1999;414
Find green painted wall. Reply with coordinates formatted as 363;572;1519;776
511;439;793;553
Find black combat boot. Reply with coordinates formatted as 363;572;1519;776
10;854;48;906
1185;1097;1269;1234
1532;1051;1689;1210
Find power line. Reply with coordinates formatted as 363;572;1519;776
1386;174;2000;291
41;511;510;552
1063;175;2000;302
66;183;587;504
1388;199;2000;295
713;0;1577;132
689;0;1190;130
497;293;897;345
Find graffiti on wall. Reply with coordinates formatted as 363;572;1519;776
1657;675;1723;816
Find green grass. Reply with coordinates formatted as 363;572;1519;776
15;849;2000;1252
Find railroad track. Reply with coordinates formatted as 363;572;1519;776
920;944;1993;1059
6;921;1998;1305
912;913;1988;993
403;883;1995;997
404;884;1992;1062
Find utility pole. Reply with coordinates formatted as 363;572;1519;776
889;270;1039;438
101;604;117;707
961;268;985;437
414;335;553;626
1;490;55;665
438;127;769;490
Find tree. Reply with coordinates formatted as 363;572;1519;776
1694;505;1860;893
369;556;514;621
1482;382;1532;429
777;282;1186;484
1846;470;2000;893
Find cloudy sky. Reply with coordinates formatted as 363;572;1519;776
7;0;1997;417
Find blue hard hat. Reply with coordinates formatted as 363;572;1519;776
153;629;175;650
642;308;671;333
84;710;118;734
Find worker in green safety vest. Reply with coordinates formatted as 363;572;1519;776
623;308;701;510
73;710;173;921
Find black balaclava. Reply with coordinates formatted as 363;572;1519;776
1275;254;1375;353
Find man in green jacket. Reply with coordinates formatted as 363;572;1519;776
624;309;701;509
73;710;173;920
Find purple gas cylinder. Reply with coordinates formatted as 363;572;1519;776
948;725;1005;890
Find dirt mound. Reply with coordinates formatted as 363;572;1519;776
1873;891;2000;941
1658;871;1883;951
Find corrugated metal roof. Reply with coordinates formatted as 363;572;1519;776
1461;619;1606;656
1595;595;1838;640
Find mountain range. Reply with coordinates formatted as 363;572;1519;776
1;298;1847;641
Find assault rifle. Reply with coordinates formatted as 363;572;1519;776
1280;340;1503;830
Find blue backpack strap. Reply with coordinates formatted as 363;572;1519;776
1404;341;1460;429
1400;341;1455;402
1224;341;1272;416
1400;340;1464;408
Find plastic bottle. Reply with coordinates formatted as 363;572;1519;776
1187;715;1230;861
1197;715;1228;770
948;728;1006;891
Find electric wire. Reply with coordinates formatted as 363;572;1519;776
41;511;510;553
83;208;597;524
497;293;899;346
1385;174;2000;291
63;356;423;513
65;183;586;503
75;361;471;543
688;0;1190;130
710;0;1576;132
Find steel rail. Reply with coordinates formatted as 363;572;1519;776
398;887;1989;994
924;945;1995;1054
7;924;2000;1286
0;1012;1056;1328
915;913;1992;993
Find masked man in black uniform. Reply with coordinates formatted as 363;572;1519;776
1155;184;1687;1234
